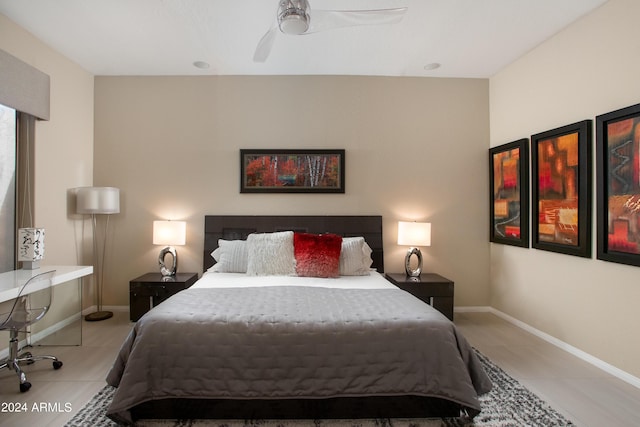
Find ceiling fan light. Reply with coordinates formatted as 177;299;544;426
279;12;309;35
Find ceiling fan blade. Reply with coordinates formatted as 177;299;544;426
253;25;279;62
307;7;407;34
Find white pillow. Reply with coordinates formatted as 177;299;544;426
209;239;249;273
339;237;373;276
246;231;296;276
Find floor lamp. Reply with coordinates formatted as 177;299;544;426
76;187;120;321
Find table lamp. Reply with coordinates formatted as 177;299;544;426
153;220;186;277
17;228;45;270
397;221;431;277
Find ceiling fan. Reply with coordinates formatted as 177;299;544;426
253;0;408;62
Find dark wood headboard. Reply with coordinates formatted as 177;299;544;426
203;215;383;273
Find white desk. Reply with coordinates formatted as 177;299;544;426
0;266;93;350
0;265;93;303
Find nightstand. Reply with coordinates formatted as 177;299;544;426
385;273;454;321
129;272;198;321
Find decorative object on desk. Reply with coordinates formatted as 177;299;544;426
153;220;186;277
17;227;45;269
240;149;345;193
489;139;530;248
596;102;640;267
397;221;431;277
531;120;592;257
75;186;120;321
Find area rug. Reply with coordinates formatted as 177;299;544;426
65;350;575;427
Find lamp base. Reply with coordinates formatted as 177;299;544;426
84;310;113;321
158;246;178;277
404;247;423;277
21;261;41;270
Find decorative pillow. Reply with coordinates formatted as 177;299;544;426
209;239;248;273
246;231;296;276
294;233;343;278
339;237;373;276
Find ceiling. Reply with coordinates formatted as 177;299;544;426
0;0;607;78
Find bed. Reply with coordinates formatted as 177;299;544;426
106;215;491;424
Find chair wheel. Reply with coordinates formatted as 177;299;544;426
20;382;31;393
53;361;63;370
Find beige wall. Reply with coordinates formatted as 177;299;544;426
490;0;640;378
94;75;490;308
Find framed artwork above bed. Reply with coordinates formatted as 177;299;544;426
240;149;345;193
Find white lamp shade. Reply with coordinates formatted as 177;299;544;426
76;187;120;214
397;221;431;247
153;220;186;246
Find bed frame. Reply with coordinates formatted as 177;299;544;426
203;215;384;272
131;215;461;421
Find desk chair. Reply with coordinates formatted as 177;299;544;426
0;270;63;392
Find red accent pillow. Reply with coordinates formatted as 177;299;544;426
294;233;343;278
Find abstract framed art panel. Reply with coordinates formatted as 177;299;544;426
240;149;345;193
531;120;592;257
489;139;530;247
596;103;640;267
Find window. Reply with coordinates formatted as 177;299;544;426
0;103;16;272
0;49;48;272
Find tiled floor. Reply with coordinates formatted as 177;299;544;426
1;311;639;426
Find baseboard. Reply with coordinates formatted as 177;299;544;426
456;305;640;390
454;306;492;313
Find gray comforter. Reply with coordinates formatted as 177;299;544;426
106;286;491;424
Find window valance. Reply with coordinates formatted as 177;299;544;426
0;49;50;120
